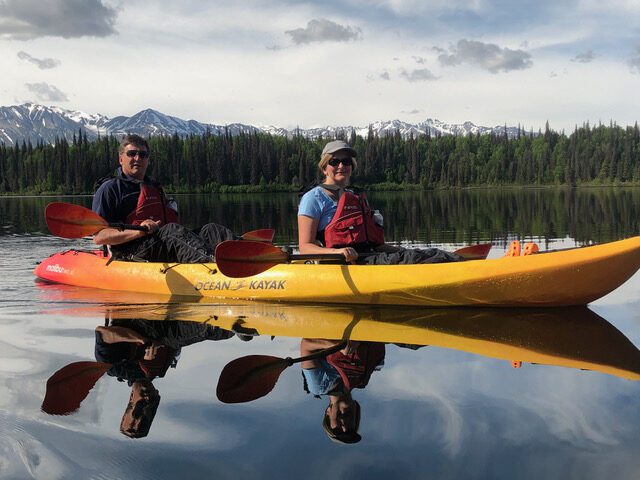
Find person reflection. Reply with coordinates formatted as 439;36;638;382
300;339;385;444
95;319;236;438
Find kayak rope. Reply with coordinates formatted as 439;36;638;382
159;263;217;275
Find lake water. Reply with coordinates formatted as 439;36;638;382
1;189;640;480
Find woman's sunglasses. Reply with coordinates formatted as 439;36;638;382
328;157;353;167
125;150;149;159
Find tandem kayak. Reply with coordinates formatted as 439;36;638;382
34;236;640;307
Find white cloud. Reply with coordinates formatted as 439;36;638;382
628;46;640;73
17;51;60;69
25;82;68;102
0;0;117;40
285;19;362;45
571;50;596;63
438;39;533;73
400;67;438;82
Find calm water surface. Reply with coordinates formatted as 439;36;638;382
1;190;640;480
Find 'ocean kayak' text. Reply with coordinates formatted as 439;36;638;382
194;280;286;291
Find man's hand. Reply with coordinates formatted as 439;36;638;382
144;342;165;360
140;219;162;235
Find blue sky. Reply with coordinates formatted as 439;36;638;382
1;0;639;132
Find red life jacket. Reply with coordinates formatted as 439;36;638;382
138;345;174;380
323;190;384;249
326;343;385;391
126;183;180;226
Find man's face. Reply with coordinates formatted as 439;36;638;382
120;380;160;438
119;143;149;180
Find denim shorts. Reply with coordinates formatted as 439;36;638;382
302;359;341;395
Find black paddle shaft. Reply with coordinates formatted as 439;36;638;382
107;222;148;232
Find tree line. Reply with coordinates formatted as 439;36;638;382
1;122;639;195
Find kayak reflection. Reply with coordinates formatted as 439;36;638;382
202;303;640;381
36;284;640;381
41;315;240;439
36;284;640;443
210;303;640;443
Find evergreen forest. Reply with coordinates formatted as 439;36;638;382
1;122;639;195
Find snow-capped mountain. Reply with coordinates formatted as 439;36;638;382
0;103;100;144
0;103;520;145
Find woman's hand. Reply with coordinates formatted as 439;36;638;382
340;340;360;355
338;247;358;263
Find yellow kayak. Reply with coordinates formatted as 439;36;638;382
45;295;640;382
34;236;640;307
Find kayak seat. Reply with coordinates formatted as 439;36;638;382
505;241;521;257
505;241;539;257
523;243;539;255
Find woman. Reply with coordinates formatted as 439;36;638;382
298;140;462;265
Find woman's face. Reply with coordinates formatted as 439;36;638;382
323;150;353;185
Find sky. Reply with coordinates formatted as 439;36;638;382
0;0;639;133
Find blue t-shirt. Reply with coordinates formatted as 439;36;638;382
298;186;341;231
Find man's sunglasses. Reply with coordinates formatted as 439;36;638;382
125;150;149;159
328;157;353;167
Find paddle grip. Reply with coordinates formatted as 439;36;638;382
108;222;149;233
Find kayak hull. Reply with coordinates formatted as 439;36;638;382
33;237;640;307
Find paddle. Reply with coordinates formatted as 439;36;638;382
41;361;112;415
240;229;275;243
45;202;275;242
45;202;148;238
215;240;493;278
217;343;346;403
453;242;492;260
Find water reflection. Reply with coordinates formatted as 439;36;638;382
198;303;640;381
209;302;640;445
41;312;239;439
35;285;640;445
3;188;640;245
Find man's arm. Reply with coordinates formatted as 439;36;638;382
95;326;148;344
92;220;160;246
91;180;160;246
300;338;355;369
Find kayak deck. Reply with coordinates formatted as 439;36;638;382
33;236;640;307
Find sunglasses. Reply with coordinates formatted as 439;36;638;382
328;157;353;167
125;150;149;159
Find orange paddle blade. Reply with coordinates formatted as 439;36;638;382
45;202;107;238
42;361;112;415
215;241;289;278
216;355;289;404
455;243;492;260
241;229;275;243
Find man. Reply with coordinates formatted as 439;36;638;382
95;317;237;438
92;134;235;263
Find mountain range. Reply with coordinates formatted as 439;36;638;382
0;103;521;145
